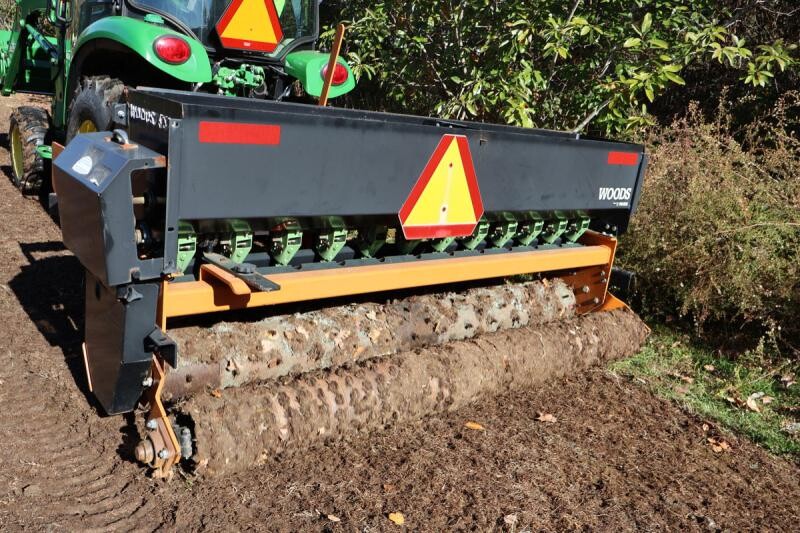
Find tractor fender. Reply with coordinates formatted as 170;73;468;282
72;17;212;84
284;50;356;99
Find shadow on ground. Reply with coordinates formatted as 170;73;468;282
8;241;100;410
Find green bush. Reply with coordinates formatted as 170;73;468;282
323;0;797;134
621;94;800;344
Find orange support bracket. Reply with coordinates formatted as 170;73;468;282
201;264;253;296
563;230;629;314
135;357;181;479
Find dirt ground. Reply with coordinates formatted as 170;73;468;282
0;94;797;531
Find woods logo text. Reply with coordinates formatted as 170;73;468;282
598;187;632;201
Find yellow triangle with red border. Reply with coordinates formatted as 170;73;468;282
217;0;284;53
399;135;484;240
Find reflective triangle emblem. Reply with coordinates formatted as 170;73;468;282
399;134;484;240
216;0;284;53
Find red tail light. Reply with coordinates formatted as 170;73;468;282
321;63;349;86
154;36;191;65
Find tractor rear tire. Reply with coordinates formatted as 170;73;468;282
66;76;125;142
9;106;50;196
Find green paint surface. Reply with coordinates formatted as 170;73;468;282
73;17;212;84
284;50;356;98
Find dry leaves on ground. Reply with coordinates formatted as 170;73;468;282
668;371;695;383
536;412;557;423
707;437;731;453
725;392;746;409
388;512;405;525
745;392;774;413
746;393;762;413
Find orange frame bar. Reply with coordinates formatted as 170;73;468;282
159;232;619;325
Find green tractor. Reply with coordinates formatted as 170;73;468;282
0;0;355;195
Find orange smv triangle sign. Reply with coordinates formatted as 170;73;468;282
216;0;284;53
399;134;484;240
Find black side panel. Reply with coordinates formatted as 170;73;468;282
125;88;645;224
84;272;160;415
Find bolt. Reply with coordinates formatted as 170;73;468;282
581;285;590;293
134;439;155;464
593;297;601;305
158;449;170;460
142;377;154;387
233;262;255;274
146;419;158;431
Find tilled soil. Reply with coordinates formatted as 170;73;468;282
0;94;798;531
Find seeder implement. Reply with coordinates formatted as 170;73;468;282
53;88;647;477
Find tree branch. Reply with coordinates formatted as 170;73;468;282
553;0;583;65
572;98;611;133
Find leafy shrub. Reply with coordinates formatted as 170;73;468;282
322;0;796;134
621;94;800;345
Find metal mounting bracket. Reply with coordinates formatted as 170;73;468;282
134;357;180;479
202;252;280;293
